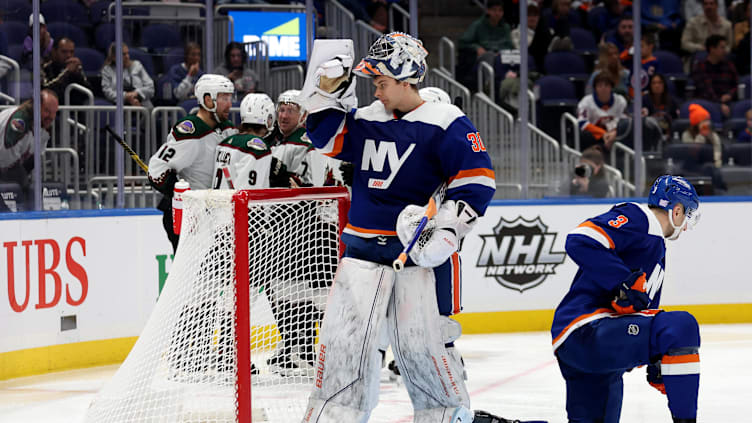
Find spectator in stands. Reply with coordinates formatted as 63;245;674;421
733;2;751;75
565;146;614;198
101;43;155;108
683;0;727;28
737;109;752;143
642;73;679;138
168;42;205;102
511;1;552;71
0;89;58;211
619;31;660;98
604;15;633;54
21;14;53;69
732;0;750;48
591;0;625;39
546;0;572;42
214;42;260;97
691;35;738;117
42;37;93;105
458;0;513;69
681;0;733;54
336;0;389;32
683;103;722;168
641;0;683;51
585;42;629;98
576;72;629;152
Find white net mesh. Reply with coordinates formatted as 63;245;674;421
86;188;348;423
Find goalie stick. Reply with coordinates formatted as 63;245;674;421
104;125;149;173
392;182;448;272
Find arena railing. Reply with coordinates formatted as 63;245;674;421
269;65;304;101
86;175;159;209
424;68;472;114
471;92;520;198
610;141;646;193
241;39;270;95
560;112;581;152
437;37;456;80
0;55;20;104
561;142;633;197
388;2;410;34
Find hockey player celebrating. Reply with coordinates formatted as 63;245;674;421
551;175;702;423
148;74;237;251
298;33;497;422
212;93;290;189
271;89;316;186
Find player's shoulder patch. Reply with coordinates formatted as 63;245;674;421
4;108;31;148
176;120;196;135
283;127;314;149
171;115;212;140
246;136;267;151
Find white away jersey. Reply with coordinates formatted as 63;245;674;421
148;115;237;190
213;133;275;189
0;107;50;172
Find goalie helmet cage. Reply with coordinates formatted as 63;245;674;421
85;187;350;423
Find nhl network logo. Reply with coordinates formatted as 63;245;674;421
476;216;566;292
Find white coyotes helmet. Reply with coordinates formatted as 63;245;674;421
240;93;276;131
277;89;306;126
419;87;451;105
195;74;234;114
353;32;428;84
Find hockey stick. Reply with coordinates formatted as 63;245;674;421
221;166;235;189
104;125;149;173
392;182;448;272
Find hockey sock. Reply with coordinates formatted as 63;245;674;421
664;373;699;420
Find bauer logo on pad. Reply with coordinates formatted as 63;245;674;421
476;216;566;293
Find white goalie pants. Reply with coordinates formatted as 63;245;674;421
301;258;470;423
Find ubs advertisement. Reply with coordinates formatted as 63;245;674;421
0;213;173;353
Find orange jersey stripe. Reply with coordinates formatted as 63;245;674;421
325;124;348;158
345;223;397;236
448;168;496;183
451;252;461;315
578;221;615;249
552;307;614;346
662;354;700;364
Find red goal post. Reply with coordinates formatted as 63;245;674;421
86;187;350;423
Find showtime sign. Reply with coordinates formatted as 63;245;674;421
4;237;88;312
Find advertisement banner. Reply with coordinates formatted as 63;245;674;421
0;212;173;354
229;11;309;61
459;200;752;313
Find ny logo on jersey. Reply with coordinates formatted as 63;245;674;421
361;139;415;189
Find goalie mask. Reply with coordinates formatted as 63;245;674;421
354;32;428;84
240;93;276;132
195;74;234;119
648;175;700;240
277;89;306;128
419;87;451;104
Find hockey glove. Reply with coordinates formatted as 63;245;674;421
269;157;291;188
647;361;666;395
395;200;479;268
149;170;178;198
611;270;650;314
302;55;357;113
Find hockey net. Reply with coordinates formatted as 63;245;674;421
86;187;350;422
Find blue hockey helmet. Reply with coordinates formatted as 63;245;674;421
648;175;700;238
353;32;428;84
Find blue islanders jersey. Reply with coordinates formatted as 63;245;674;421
551;202;667;351
306;100;496;240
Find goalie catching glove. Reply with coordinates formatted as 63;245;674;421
300;40;357;114
396;200;478;268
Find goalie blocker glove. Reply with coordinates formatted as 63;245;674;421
396;200;479;268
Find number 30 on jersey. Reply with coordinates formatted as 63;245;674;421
466;132;486;152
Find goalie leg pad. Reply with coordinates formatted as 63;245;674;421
387;266;470;414
414;405;474;423
302;258;394;422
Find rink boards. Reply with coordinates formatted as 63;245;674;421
1;198;751;380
